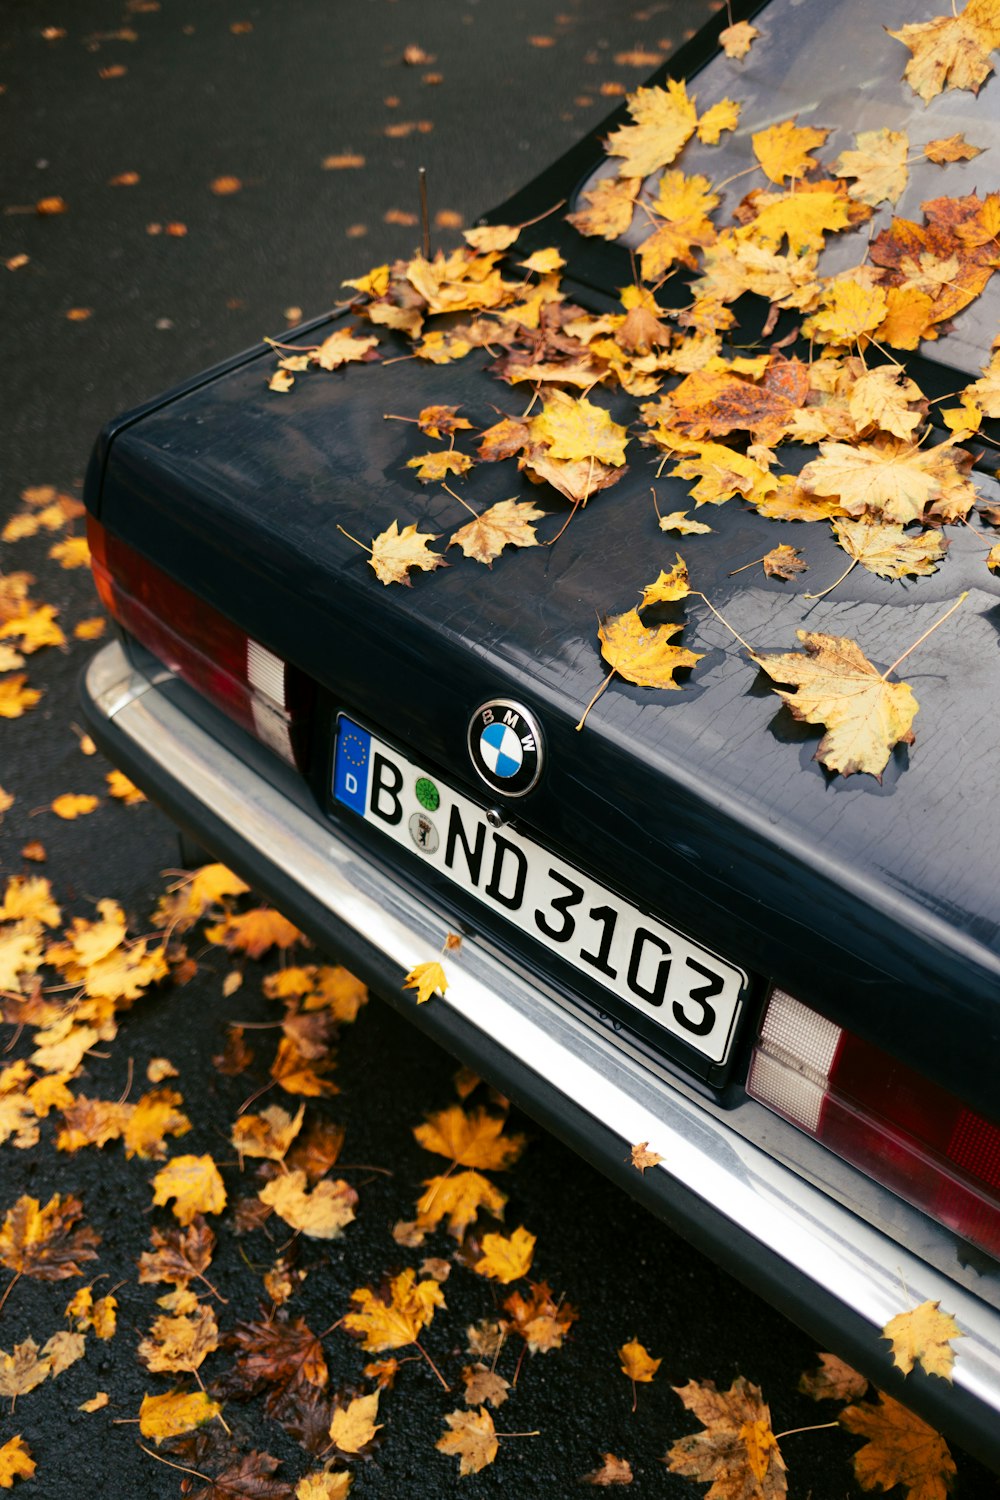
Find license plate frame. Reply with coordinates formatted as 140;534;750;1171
332;714;748;1070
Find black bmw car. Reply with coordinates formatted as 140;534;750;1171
81;0;1000;1469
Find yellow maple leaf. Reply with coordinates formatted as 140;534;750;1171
295;1473;353;1500
876;287;939;350
436;1406;499;1476
840;1393;955;1500
519;247;565;275
640;171;719;278
598;607;702;691
580;1454;634;1486
259;1169;357;1239
344;1267;446;1351
531;391;629;466
503;1280;578;1354
804;276;888;347
848;366;926;439
882;1299;963;1380
606;79;698;179
798;1352;868;1403
567;176;640;240
232;1102;305;1161
667;1376;787;1499
798;437;975;525
830;519;946;584
50;794;99;820
833;129;910;206
122;1088;191;1161
414;404;473;438
56;1097;131;1152
329;1390;382;1454
48;535;90;569
629;1141;663;1172
0;1192;100;1280
639;555;690;607
752;630;918;779
0;875;60;928
405;449;473;483
151;1155;227;1226
363;519;447;586
269;1035;338;1097
0;1436;35;1487
924;132;983;163
619;1337;662;1384
65;1286;117;1339
138;1388;223;1444
0;676;43;719
474;1225;536;1284
889;0;1000;103
718;20;758;58
153;863;248;933
138;1305;219;1373
415;1171;508;1238
762;544;807;580
106;770;146;804
310;327;378;370
462;224;520;253
449;498;545;567
0;605;65;654
736;184;854;254
403;960;447;1004
752;119;830;184
205;907;302;959
658;510;712;535
413;1105;526;1169
696;98;740;146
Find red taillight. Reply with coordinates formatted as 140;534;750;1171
87;515;311;768
748;989;1000;1259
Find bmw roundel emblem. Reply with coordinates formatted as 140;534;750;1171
468;699;544;798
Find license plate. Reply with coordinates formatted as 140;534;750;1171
333;715;746;1065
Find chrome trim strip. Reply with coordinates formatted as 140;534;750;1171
85;640;1000;1419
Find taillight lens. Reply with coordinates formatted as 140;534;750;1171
87;515;311;768
748;989;1000;1259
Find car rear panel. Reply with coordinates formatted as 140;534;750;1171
85;320;1000;1119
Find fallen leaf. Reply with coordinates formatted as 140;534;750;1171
366;520;447;586
596;608;702;692
882;1299;963;1380
415;1170;507;1238
0;1192;100;1281
436;1406;498;1476
403;960;447;1004
343;1268;445;1351
619;1338;661;1384
503;1280;578;1354
151;1155;227;1226
311;328;379;371
50;794;99;820
78;1391;109;1412
924;132;982;163
831;519;946;583
639;555;690;607
762;544;807;580
798;1353;868;1403
840;1393;955;1500
210;175;242;195
833;129;909;206
752;119;830;184
462;1362;509;1407
205;908;302;959
296;1474;352;1500
329;1390;382;1454
406;450;473;483
889;0;1000;103
606;80;698;179
580;1453;634;1486
474;1225;536;1283
667;1376;787;1499
259;1170;357;1240
449;498;545;566
0;1436;34;1487
232;1103;305;1162
414;1105;525;1169
719;20;759;58
138;1305;219;1373
323;153;365;170
0;1338;54;1398
752;630;918;778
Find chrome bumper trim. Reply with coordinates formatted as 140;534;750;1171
85;640;1000;1425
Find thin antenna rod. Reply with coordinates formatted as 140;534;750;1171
418;166;431;258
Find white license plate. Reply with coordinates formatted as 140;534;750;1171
333;715;746;1065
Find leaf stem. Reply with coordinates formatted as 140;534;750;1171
414;1338;450;1389
575;669;616;731
0;1272;21;1317
880;591;967;681
336;524;372;555
441;482;478;517
804;555;857;601
137;1443;212;1481
773;1421;840;1440
690;591;755;654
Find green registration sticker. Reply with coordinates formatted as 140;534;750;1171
415;776;440;812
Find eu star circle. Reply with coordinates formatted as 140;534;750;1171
468;699;544;798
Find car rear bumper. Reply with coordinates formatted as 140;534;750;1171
82;638;1000;1470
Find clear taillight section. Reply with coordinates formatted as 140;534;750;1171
748;989;1000;1259
87;515;311;768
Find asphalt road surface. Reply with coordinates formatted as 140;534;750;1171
3;2;1000;1497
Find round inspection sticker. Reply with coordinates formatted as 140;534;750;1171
467;699;543;798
